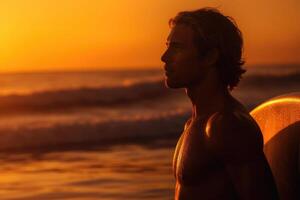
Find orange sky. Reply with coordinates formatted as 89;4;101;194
0;0;299;73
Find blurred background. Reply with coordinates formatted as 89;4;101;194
0;0;299;199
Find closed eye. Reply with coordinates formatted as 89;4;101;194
167;42;184;50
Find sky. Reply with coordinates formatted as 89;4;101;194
0;0;299;73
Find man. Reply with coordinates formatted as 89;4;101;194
161;8;279;200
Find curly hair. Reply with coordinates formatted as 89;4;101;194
169;7;246;90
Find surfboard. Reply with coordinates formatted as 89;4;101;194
250;92;300;200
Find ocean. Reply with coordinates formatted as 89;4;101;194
0;64;299;200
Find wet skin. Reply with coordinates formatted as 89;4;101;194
161;24;279;199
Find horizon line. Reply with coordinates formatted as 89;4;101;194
0;63;299;75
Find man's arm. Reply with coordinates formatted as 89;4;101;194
206;111;279;199
225;155;279;200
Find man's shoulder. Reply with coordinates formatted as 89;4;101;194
205;110;264;162
206;110;262;138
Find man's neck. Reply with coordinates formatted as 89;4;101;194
186;79;229;120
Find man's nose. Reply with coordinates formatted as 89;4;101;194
161;49;169;63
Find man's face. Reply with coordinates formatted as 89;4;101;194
161;24;209;89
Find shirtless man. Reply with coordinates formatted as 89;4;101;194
161;8;279;199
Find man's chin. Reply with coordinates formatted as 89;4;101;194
164;78;183;89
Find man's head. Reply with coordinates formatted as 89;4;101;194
161;7;246;90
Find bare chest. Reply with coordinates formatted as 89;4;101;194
173;120;220;185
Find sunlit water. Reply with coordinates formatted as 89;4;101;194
0;144;175;200
0;65;298;199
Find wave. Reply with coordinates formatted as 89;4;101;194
240;72;300;88
0;79;172;114
0;71;298;152
0;71;298;114
231;72;300;110
0;111;189;152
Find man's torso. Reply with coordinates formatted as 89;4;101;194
173;116;238;200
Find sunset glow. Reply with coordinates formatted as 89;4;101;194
251;95;300;143
0;0;299;73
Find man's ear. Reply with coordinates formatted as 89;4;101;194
203;48;219;66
